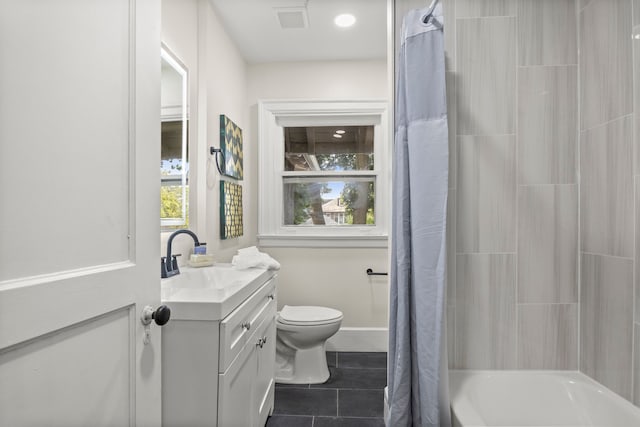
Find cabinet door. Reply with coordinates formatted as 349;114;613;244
218;335;257;427
219;277;276;372
254;317;276;427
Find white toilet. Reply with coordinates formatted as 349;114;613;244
275;305;343;384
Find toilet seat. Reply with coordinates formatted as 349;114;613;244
277;305;343;326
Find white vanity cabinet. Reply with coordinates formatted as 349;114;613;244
161;268;277;427
218;310;276;426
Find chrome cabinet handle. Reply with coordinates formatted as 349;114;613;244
241;321;251;331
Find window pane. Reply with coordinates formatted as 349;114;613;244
160;185;189;227
283;178;375;226
284;126;374;171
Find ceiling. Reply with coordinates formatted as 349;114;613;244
209;0;388;64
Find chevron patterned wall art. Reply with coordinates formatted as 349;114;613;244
220;181;243;239
219;114;243;180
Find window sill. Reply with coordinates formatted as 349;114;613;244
257;234;388;248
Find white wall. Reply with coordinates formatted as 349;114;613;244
247;60;390;329
247;60;388;100
161;0;255;263
267;248;388;328
199;0;256;261
161;9;391;331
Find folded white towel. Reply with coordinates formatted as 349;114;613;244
232;246;281;270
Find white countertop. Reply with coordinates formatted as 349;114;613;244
161;263;276;321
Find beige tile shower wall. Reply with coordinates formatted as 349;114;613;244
515;5;579;382
579;0;637;404
518;0;577;66
581;253;634;400
456;135;516;253
408;0;580;369
579;1;632;131
456;17;516;136
517;186;577;304
517;0;577;371
455;254;517;369
518;304;578;370
581;117;633;257
517;66;577;185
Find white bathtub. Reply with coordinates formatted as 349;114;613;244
450;370;640;427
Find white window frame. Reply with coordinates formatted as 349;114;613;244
258;99;390;248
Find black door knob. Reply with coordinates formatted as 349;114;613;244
141;305;171;326
152;305;171;326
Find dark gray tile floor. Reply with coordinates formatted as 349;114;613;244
266;352;387;427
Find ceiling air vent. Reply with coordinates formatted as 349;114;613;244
275;7;309;29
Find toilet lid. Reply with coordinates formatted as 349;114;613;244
278;305;343;326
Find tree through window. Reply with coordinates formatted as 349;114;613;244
283;126;375;226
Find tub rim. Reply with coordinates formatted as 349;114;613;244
449;369;640;427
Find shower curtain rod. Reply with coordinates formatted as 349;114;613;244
423;0;440;24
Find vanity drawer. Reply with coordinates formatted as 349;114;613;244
219;277;276;372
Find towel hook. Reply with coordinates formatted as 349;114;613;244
209;146;226;175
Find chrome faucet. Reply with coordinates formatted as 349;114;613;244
161;229;201;278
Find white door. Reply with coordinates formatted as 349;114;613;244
0;0;162;426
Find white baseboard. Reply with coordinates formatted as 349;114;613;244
326;327;388;352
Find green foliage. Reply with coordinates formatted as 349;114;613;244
289;153;375;226
315;153;373;171
291;183;331;225
161;186;189;228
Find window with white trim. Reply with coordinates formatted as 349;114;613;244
258;100;390;247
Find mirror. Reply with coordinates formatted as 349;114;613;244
160;46;189;228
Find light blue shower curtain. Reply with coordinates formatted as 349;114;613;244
388;4;450;427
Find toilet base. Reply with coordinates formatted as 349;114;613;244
275;345;331;384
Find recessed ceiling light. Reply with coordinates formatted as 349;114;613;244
335;129;346;134
333;133;343;139
334;14;356;28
